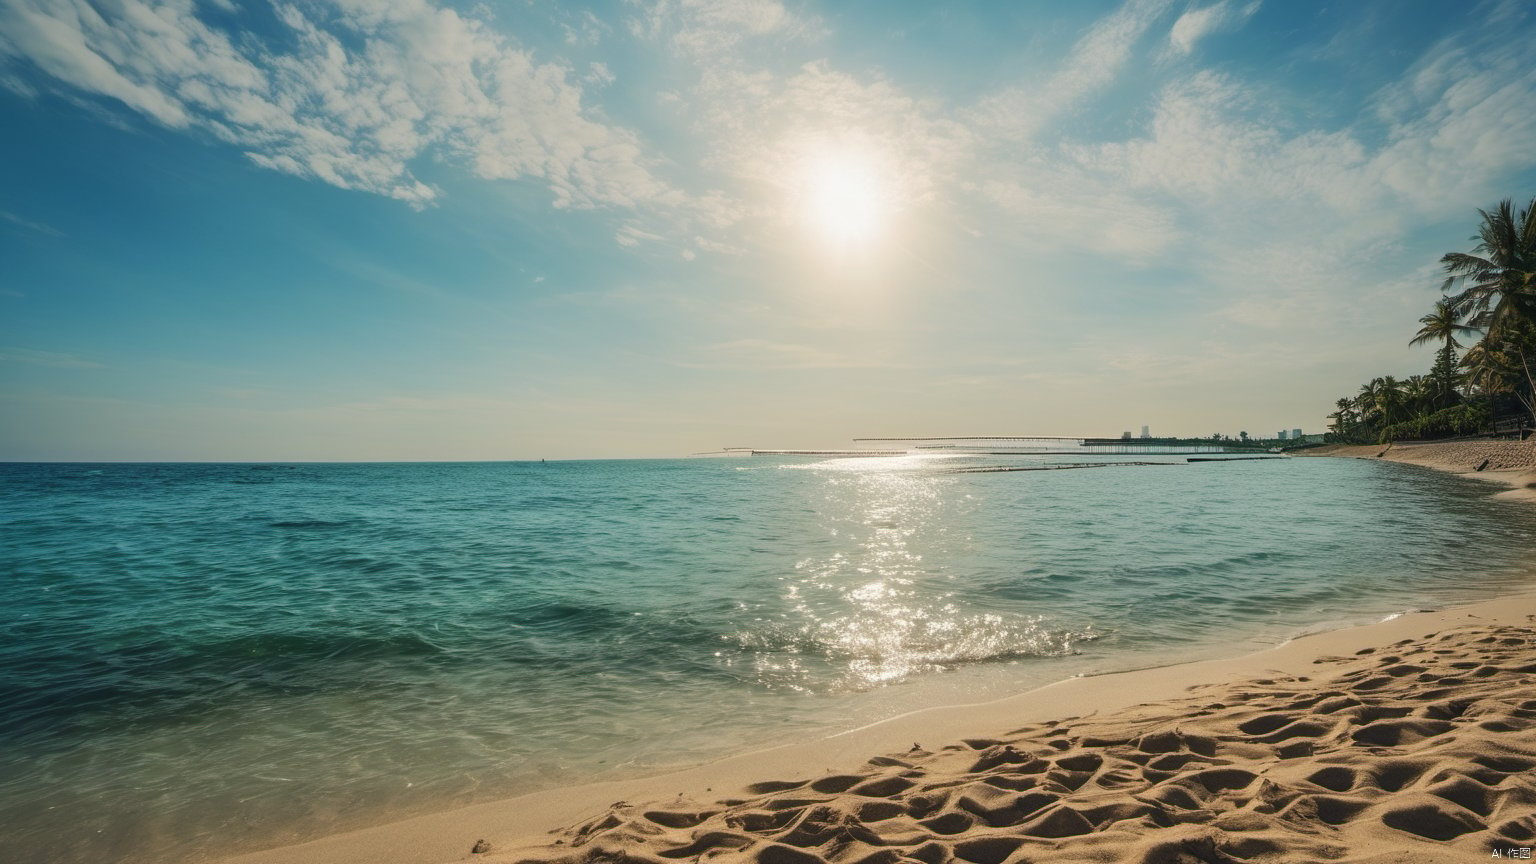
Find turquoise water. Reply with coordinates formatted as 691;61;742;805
2;455;1532;863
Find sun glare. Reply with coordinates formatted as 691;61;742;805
795;142;895;250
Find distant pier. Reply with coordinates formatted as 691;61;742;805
694;436;1285;459
852;435;1252;455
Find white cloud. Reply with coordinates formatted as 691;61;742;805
1069;23;1536;330
628;0;822;57
4;0;1531;307
1167;1;1259;56
0;0;669;209
1087;24;1536;232
0;0;195;126
1368;23;1536;210
694;234;747;256
628;0;1536;299
562;10;608;46
585;61;615;87
1086;71;1373;209
615;222;664;247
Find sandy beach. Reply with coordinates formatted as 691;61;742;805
216;599;1536;864
1297;439;1536;503
212;444;1536;864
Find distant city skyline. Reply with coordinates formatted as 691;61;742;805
3;0;1535;460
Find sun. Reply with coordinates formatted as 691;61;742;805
794;141;895;249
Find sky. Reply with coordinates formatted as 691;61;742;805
2;0;1535;460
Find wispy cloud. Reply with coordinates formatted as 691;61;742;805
615;222;665;247
1076;3;1536;310
0;347;102;368
0;0;670;210
584;60;615;87
619;0;1536;290
562;9;609;46
628;0;824;58
0;208;64;237
977;172;1179;260
970;0;1173;143
677;338;881;370
1166;1;1260;56
1366;12;1536;210
1;0;1530;307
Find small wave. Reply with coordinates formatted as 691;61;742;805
268;519;355;529
209;630;449;661
0;628;451;741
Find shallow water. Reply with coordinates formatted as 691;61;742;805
1;455;1531;862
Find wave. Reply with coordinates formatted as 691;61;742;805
267;519;359;529
0;628;451;742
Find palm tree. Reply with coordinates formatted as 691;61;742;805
1462;338;1536;425
1376;375;1407;426
1411;297;1480;353
1402;375;1433;416
1442;197;1536;338
1410;299;1479;403
1353;376;1406;427
1330;397;1357;438
1460;342;1504;396
1355;379;1382;426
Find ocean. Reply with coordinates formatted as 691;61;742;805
2;454;1532;863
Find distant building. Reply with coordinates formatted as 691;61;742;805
1277;430;1288;440
1121;431;1132;439
1292;428;1303;439
1140;425;1150;438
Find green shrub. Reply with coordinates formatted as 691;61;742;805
1326;428;1378;445
1378;403;1491;443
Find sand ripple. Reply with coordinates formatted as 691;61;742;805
494;621;1536;863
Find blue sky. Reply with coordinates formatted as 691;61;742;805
2;0;1535;459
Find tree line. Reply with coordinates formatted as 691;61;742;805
1329;197;1536;444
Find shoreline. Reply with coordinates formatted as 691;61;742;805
1295;438;1536;503
206;443;1536;864
214;595;1536;864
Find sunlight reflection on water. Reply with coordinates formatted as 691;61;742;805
2;456;1533;864
734;460;1098;689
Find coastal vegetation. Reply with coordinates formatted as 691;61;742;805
1329;197;1536;444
